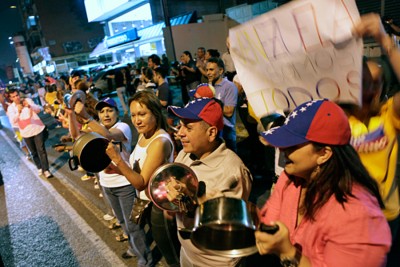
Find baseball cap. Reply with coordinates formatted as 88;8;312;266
189;83;216;99
261;99;350;148
95;97;118;111
168;97;224;131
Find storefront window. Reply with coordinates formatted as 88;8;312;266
139;42;158;56
108;3;152;36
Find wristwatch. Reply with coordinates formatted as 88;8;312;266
280;244;302;267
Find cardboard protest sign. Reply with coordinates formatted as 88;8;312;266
229;0;363;118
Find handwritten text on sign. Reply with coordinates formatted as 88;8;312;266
230;0;363;117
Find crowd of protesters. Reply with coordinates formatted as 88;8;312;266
0;12;400;267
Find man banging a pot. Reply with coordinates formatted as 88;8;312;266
166;97;253;267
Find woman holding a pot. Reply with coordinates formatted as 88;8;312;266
74;97;154;267
106;90;181;267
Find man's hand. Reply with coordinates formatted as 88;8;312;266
17;104;23;113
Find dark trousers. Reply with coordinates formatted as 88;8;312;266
151;206;181;267
180;81;189;106
24;130;50;171
387;216;400;267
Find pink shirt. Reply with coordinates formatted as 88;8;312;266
260;172;391;267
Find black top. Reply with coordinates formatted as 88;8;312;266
157;82;171;107
182;60;199;84
115;70;124;88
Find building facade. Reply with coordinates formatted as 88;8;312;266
85;0;278;64
15;0;398;77
17;0;107;75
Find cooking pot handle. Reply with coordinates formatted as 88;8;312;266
112;141;122;152
68;156;79;171
259;223;279;234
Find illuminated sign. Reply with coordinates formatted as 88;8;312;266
105;28;140;48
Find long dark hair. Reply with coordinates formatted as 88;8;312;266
300;143;384;220
128;90;168;131
183;51;193;61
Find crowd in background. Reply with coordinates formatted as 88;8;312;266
0;12;399;267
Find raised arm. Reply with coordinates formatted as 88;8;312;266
74;101;126;141
26;98;42;113
353;13;400;81
353;13;400;116
106;136;172;191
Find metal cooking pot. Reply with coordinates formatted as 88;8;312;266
68;132;111;173
191;197;260;257
148;163;199;212
69;90;86;109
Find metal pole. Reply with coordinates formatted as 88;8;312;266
161;0;176;61
381;0;385;17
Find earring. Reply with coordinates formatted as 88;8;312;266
312;165;321;177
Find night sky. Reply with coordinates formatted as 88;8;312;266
0;0;23;68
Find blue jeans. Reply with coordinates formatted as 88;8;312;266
103;185;154;267
24;129;49;171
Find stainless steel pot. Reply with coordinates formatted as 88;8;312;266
191;197;259;257
68;132;111;173
148;163;199;212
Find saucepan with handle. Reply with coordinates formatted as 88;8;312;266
191;196;279;257
68;132;121;173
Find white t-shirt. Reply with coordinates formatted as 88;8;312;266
7;99;45;138
99;121;133;188
129;131;174;200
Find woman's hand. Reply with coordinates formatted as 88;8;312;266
105;141;122;164
255;221;296;258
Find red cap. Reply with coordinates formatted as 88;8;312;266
168;98;224;130
261;99;350;148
